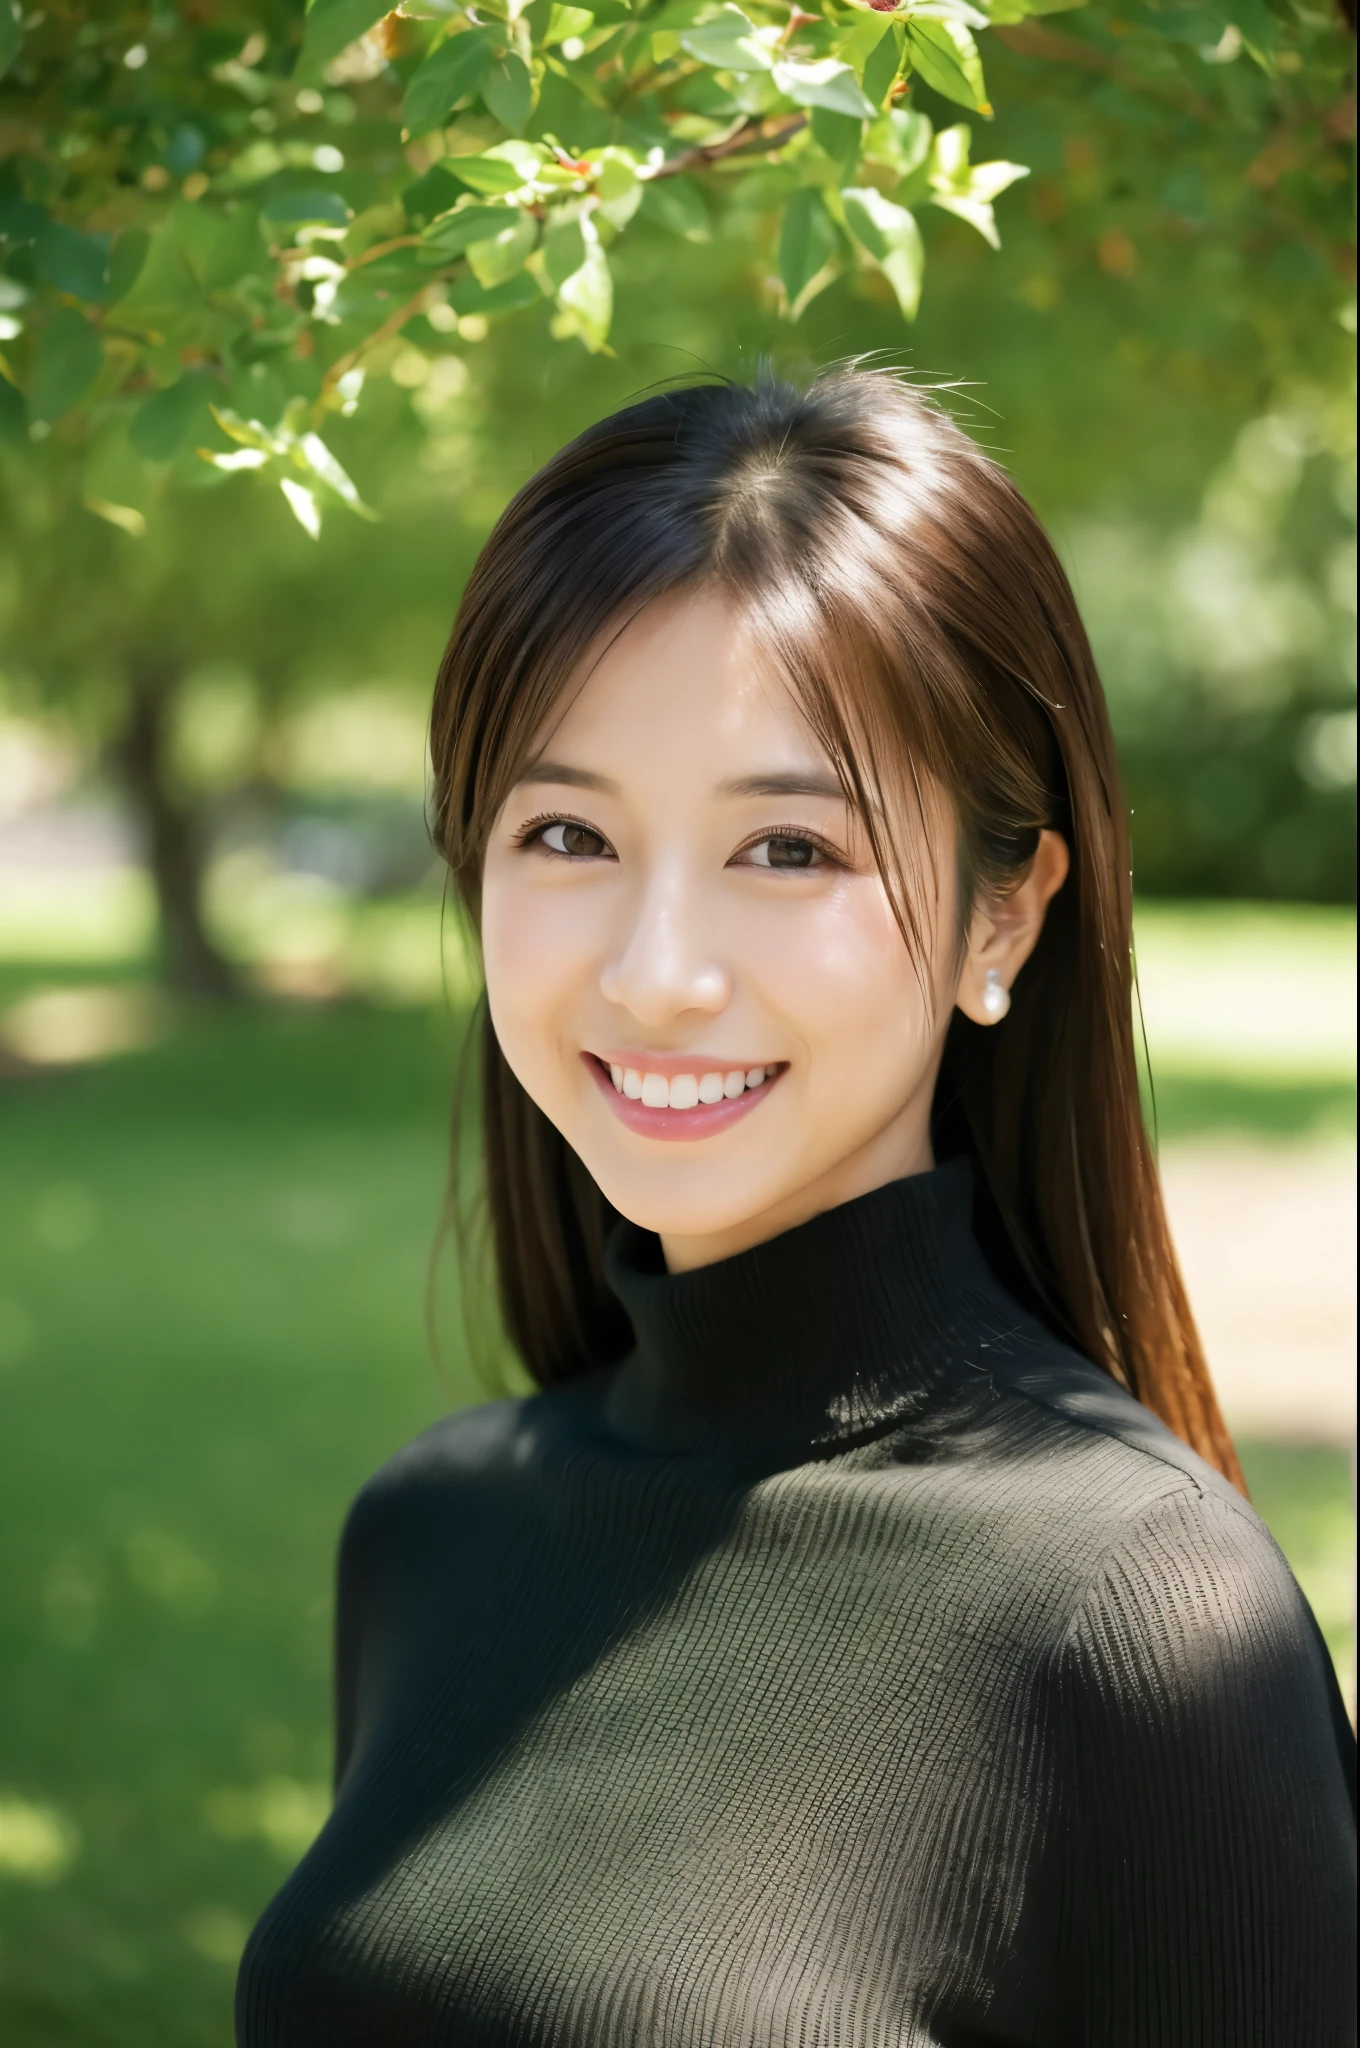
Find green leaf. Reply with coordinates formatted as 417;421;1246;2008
130;371;215;462
905;20;988;114
772;58;876;120
34;224;111;303
901;0;989;26
0;191;44;244
0;371;27;441
228;363;289;431
833;13;893;69
448;269;543;315
261;189;354;229
679;6;775;73
594;150;642;229
280;476;321;536
299;0;392;77
84;422;150;528
1228;0;1281;60
810;107;862;165
403;166;469;223
779;187;836;312
108;231;150;304
0;0;21;81
543;4;595;46
862;25;903;111
423;202;520;256
442;153;530;196
841;185;923;318
542;212;588;288
639;175;710;242
295;431;374;515
106;228;199;339
928;128;1028;247
404;31;494;137
210;406;289;454
554;222;612;351
482;53;535;136
174;202;268;289
863;105;933;182
644;0;711;29
466;209;538;287
29;306;102;422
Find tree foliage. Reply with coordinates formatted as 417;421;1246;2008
0;0;1351;538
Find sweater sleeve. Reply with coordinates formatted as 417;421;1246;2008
1058;1485;1356;2045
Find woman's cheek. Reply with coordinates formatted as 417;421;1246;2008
746;882;914;1032
483;879;605;1076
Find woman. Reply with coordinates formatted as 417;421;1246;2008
237;371;1356;2045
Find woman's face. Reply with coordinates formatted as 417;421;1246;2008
481;589;1012;1272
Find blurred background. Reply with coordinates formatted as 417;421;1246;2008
0;10;1356;2040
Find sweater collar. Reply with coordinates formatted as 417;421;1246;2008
601;1156;1022;1462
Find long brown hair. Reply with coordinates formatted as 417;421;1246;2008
429;368;1244;1490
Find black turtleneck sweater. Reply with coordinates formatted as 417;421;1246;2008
237;1161;1356;2046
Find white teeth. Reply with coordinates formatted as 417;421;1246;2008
608;1062;778;1108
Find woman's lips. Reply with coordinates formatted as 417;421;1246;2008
583;1053;783;1142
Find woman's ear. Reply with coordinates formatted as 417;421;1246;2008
954;829;1070;1026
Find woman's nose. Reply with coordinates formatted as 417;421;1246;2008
598;870;730;1026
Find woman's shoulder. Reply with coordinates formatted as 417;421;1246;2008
979;1318;1244;1518
966;1326;1336;1645
337;1376;606;1561
986;1345;1346;1726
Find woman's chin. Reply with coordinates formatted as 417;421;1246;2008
587;1167;791;1249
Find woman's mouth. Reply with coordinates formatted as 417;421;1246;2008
584;1053;785;1141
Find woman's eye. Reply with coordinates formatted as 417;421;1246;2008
743;834;829;871
536;819;610;859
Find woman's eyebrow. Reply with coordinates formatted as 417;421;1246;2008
516;760;620;794
717;770;847;801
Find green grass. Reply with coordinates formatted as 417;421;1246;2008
0;979;1353;2047
0;1004;463;2046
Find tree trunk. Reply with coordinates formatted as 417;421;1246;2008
117;667;239;1001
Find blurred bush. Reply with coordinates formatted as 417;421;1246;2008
1073;396;1355;901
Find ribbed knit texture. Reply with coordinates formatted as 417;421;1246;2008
237;1159;1357;2046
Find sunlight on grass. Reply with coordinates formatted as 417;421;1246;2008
0;1795;81;1885
0;982;169;1066
0;869;155;963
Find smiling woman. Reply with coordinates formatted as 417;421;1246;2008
237;373;1356;2048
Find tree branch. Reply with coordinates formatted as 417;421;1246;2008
649;113;807;182
345;234;426;274
320;282;448;394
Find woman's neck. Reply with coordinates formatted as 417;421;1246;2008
603;1154;1022;1463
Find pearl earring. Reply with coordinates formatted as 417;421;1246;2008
982;969;1011;1022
